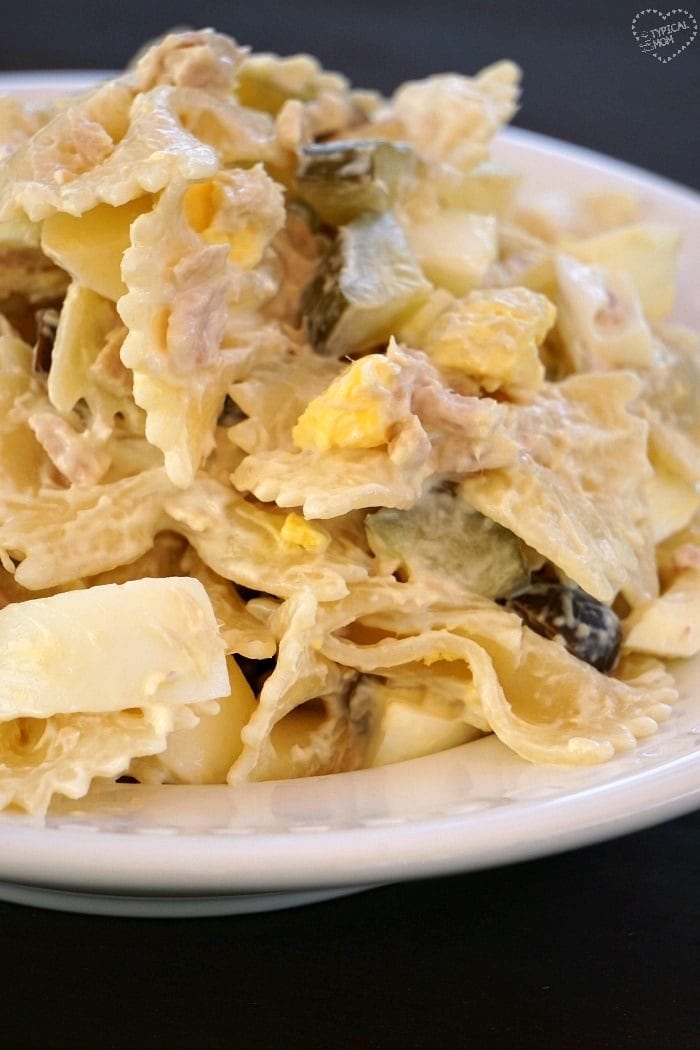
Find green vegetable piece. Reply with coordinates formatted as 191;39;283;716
296;139;415;226
365;487;530;599
302;211;430;357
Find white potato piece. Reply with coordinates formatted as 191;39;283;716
41;197;152;302
645;464;700;544
405;210;497;296
0;577;228;720
624;569;700;659
437;162;518;216
133;655;257;784
369;697;478;767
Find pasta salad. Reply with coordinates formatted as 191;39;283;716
0;29;698;814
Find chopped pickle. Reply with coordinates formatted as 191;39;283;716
365;486;529;599
506;582;622;672
296;139;416;226
302;211;430;357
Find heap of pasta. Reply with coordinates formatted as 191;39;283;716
0;29;697;813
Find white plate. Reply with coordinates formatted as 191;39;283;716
0;73;698;918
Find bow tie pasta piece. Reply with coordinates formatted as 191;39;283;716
0;704;194;815
0;78;132;222
0;466;177;589
167;88;285;169
313;577;674;767
47;282;136;431
375;62;520;175
119;169;285;487
130;28;245;96
164;477;370;601
322;629;494;726
132;35;287;172
472;624;675;765
0;82;219;223
0;577;227;720
0;320;117;490
228;579;494;777
0;336;57;495
460;371;656;604
554;254;653;372
323;574;525;646
227;348;341;454
0;29;260;223
179;549;277;660
228;589;366;782
0;221;69;305
232;442;432;519
233;341;514;518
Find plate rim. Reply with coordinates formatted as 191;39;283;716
1;740;699;895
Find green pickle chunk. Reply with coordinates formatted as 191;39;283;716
365;486;530;599
301;211;430;357
296;139;416;225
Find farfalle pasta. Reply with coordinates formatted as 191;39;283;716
0;28;697;814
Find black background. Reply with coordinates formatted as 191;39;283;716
1;0;698;186
1;3;699;1048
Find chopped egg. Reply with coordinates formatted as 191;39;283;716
292;352;411;451
281;512;331;553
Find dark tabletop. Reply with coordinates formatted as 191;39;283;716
1;3;698;1047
